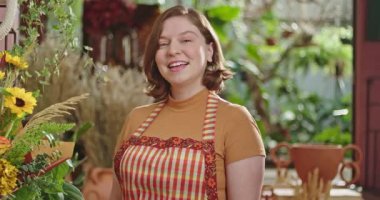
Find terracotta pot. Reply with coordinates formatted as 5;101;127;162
270;143;362;186
82;165;114;200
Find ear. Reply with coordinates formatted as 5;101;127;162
206;42;214;62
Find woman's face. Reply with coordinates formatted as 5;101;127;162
155;16;213;91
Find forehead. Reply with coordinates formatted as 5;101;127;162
160;16;202;38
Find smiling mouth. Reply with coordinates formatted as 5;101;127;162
168;61;189;71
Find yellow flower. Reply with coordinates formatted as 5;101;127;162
0;136;11;155
0;51;6;58
4;87;37;118
0;71;4;80
6;54;28;70
0;51;28;70
0;159;19;196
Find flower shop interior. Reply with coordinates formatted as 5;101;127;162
1;0;380;199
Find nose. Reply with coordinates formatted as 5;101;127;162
167;41;180;56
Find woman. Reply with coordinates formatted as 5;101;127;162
111;5;265;200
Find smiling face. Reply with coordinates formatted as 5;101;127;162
154;16;214;93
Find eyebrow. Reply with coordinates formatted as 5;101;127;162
159;30;200;39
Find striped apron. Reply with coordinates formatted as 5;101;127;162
114;93;219;200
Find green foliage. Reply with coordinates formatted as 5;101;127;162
273;91;352;143
16;0;80;89
224;73;251;106
204;5;240;43
204;3;353;146
63;181;85;200
70;122;93;142
12;161;83;200
0;114;22;138
206;5;240;22
287;26;353;75
259;11;281;37
4;123;75;165
0;0;84;199
313;126;351;145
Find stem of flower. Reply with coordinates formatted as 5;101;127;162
0;96;4;115
4;120;14;138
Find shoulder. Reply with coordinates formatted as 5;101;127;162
216;96;265;163
217;97;253;121
125;101;165;125
216;96;259;133
129;101;164;117
120;102;164;138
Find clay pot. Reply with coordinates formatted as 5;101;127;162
82;164;114;200
270;143;362;186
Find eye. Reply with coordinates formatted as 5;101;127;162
158;42;169;48
182;39;192;43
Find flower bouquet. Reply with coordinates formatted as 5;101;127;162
0;51;86;199
0;0;87;199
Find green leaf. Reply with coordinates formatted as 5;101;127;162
49;161;70;180
13;184;40;199
63;182;84;200
246;44;263;64
206;5;241;22
211;22;228;44
65;159;75;169
72;122;93;142
312;126;352;145
4;122;75;165
238;59;261;76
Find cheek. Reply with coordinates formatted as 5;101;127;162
154;52;160;64
155;52;164;66
155;53;166;74
195;47;208;64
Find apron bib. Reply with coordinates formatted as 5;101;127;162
114;93;219;200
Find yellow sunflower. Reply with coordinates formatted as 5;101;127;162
0;159;19;196
0;51;28;70
5;54;28;70
0;71;4;80
4;87;37;118
0;51;6;58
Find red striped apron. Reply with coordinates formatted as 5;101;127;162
114;93;219;200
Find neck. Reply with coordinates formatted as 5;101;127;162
170;85;206;101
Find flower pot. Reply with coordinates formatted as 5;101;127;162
270;143;362;189
82;164;114;200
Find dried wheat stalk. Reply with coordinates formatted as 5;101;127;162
293;168;332;200
24;93;89;130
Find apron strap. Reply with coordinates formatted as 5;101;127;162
202;93;219;141
132;91;219;140
131;102;166;137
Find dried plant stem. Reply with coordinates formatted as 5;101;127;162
23;93;89;131
294;168;332;200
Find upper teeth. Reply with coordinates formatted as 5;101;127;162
169;61;187;68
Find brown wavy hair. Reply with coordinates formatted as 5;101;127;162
143;5;233;101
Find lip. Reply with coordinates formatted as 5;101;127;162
167;60;189;68
166;60;188;73
169;64;186;72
